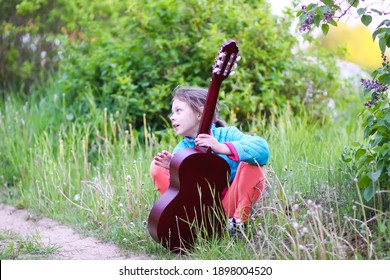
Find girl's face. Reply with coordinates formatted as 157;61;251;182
170;98;202;138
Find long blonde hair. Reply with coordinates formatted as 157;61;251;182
172;86;225;127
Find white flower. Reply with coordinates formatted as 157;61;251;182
298;245;306;251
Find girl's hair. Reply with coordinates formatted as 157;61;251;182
172;86;225;127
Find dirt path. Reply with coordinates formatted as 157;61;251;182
0;204;150;260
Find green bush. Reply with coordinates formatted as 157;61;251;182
0;0;128;92
58;0;342;130
0;0;63;91
296;0;389;209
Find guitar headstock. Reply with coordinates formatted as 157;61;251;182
212;40;240;82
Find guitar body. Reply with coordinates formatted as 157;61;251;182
148;40;239;252
148;147;230;252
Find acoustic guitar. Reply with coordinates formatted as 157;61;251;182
148;40;239;253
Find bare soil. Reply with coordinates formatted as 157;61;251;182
0;203;150;260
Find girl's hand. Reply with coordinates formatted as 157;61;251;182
195;133;232;155
153;150;172;169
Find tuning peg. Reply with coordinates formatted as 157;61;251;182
236;55;241;62
230;71;235;76
213;68;220;74
219;52;226;59
233;63;238;68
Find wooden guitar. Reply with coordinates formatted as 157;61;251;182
148;40;239;253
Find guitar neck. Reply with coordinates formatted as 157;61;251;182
197;40;239;136
197;78;221;136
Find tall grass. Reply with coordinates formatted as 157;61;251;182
0;80;388;259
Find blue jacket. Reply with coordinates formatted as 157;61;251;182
172;125;269;180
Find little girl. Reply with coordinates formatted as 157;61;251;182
150;86;269;235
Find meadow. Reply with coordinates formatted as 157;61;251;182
1;74;387;260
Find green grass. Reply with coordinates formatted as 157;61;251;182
0;80;388;260
0;230;60;260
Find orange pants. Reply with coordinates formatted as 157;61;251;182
150;161;265;223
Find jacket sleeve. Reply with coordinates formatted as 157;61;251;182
172;138;193;154
224;127;269;165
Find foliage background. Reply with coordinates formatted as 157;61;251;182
1;0;347;130
320;23;384;70
296;0;389;206
1;0;388;260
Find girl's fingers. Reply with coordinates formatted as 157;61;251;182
163;151;172;158
197;134;209;138
155;153;166;161
153;151;172;169
155;152;171;164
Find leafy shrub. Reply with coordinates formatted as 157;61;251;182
297;0;389;208
0;0;69;91
0;0;128;92
58;0;342;130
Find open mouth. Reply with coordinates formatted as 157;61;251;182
173;124;179;129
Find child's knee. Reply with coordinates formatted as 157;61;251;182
238;162;265;183
149;161;170;195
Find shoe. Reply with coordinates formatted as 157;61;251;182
228;218;244;236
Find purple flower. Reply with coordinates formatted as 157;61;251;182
299;13;315;33
323;10;333;24
361;78;389;107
